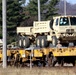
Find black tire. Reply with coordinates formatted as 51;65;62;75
41;36;48;47
36;36;48;47
18;36;23;48
36;36;42;47
52;36;57;47
23;37;30;48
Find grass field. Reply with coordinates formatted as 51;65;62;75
0;67;76;75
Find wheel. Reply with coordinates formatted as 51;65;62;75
36;36;48;47
18;36;23;48
36;36;41;47
23;37;30;48
41;36;48;47
52;36;57;47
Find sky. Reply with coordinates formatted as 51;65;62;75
66;0;76;4
25;0;76;5
25;0;29;5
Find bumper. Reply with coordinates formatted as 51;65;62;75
61;36;76;41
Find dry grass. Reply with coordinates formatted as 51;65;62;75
0;67;76;75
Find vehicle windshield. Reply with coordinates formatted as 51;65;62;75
70;17;76;25
59;17;69;26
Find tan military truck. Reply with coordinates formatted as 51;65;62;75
17;27;33;48
17;15;76;48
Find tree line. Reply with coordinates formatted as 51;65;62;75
0;0;60;44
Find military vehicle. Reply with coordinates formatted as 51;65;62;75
17;15;76;48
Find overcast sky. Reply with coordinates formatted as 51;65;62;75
25;0;76;5
61;0;76;4
67;0;76;4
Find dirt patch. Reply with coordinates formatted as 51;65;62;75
0;67;76;75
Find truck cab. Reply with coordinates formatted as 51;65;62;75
52;15;76;46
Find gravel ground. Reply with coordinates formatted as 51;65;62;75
0;66;76;75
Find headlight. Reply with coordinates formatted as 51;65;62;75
66;29;74;33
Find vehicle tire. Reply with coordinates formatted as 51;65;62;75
36;36;41;47
23;37;30;48
18;36;23;48
52;36;57;47
41;36;48;47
